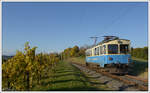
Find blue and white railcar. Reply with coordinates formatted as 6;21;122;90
85;38;132;68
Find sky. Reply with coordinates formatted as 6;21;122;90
2;2;148;55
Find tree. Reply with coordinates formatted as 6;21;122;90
70;46;79;57
131;47;148;60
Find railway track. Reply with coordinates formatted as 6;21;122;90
71;62;148;91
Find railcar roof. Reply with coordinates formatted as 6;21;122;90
87;39;130;50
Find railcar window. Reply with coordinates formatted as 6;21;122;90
100;46;103;54
120;44;129;54
90;50;92;56
86;50;92;56
103;45;106;54
96;47;99;55
94;48;96;55
108;44;118;54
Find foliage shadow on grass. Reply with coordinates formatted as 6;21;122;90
53;73;81;78
129;59;148;76
43;79;85;86
46;86;100;91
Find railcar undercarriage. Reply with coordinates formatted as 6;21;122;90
86;62;129;74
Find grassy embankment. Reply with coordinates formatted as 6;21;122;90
67;57;148;79
31;61;109;90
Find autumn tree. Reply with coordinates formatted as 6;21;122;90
70;46;79;57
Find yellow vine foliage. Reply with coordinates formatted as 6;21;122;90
2;42;60;91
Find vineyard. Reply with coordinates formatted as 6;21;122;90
2;42;60;91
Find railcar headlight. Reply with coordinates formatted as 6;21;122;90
108;57;113;61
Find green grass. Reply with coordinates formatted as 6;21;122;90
131;57;148;62
66;57;86;65
31;61;108;91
